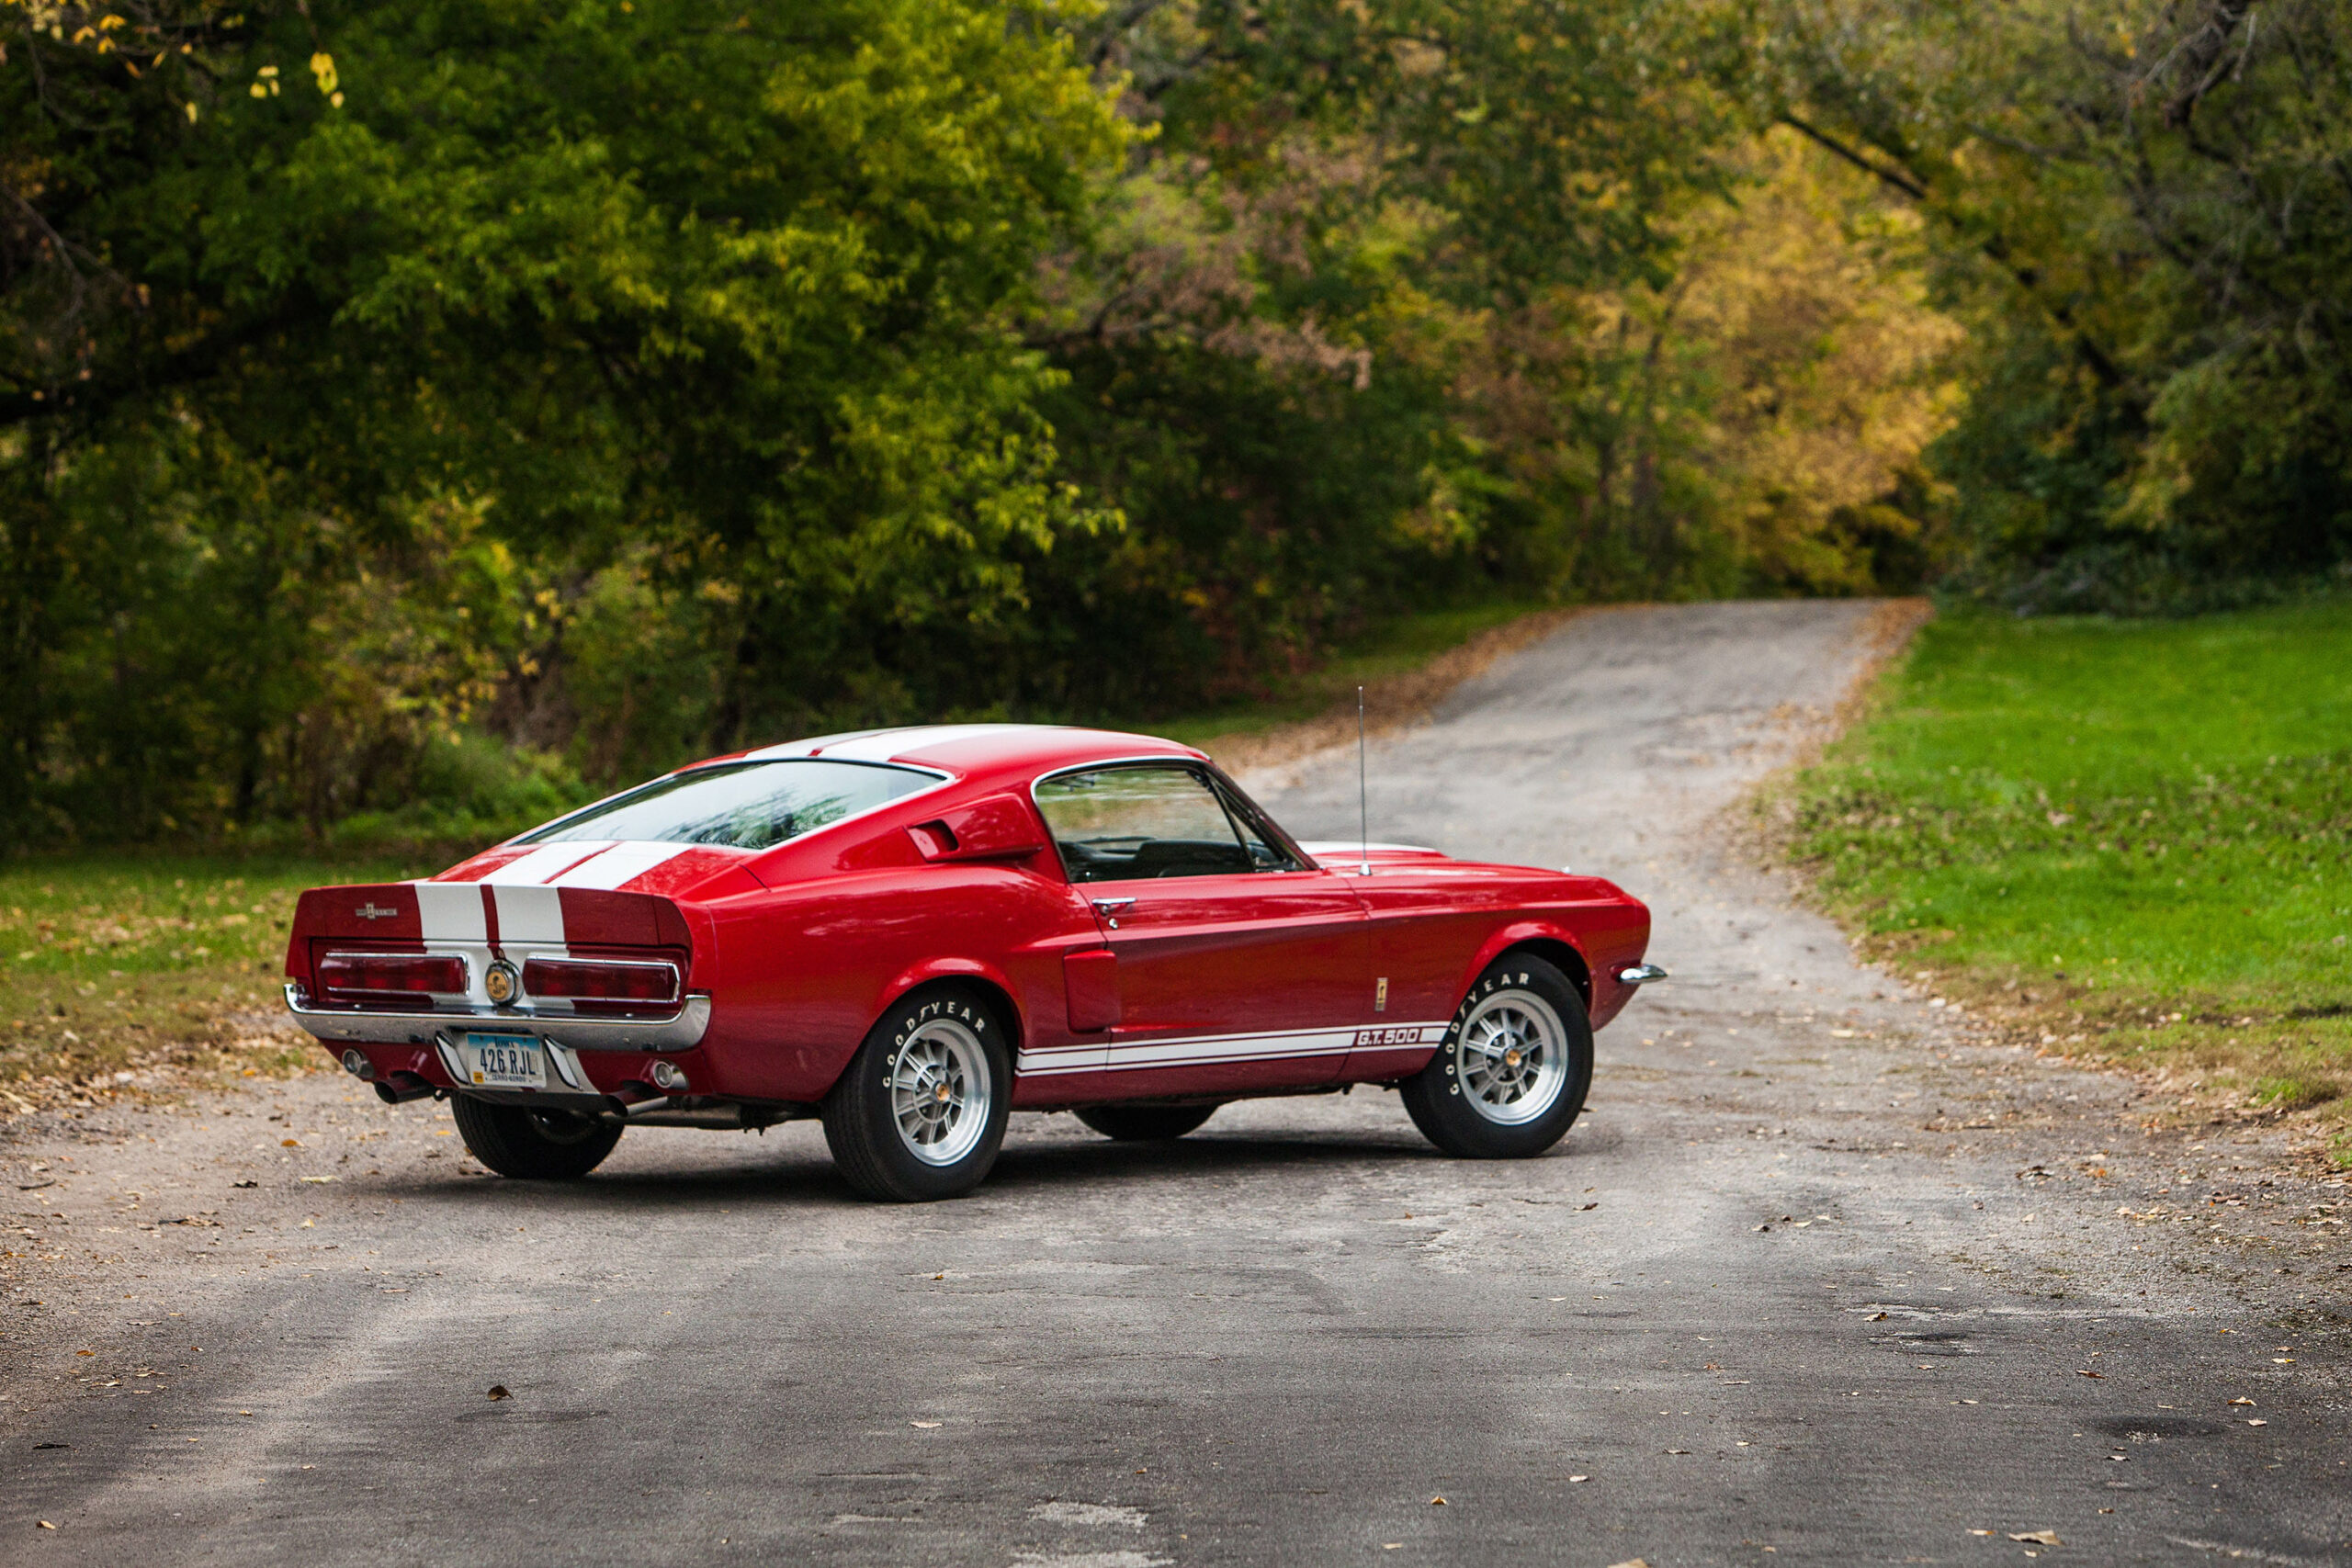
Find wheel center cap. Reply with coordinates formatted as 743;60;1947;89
1503;1047;1522;1070
933;1082;952;1103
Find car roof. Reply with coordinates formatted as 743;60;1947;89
729;723;1204;782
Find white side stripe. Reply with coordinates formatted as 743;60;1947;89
1016;1021;1448;1077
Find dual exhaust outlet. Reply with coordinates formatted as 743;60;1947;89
344;1047;688;1115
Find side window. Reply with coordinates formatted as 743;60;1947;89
1035;767;1253;883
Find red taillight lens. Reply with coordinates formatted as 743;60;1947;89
317;952;467;1002
522;958;680;1006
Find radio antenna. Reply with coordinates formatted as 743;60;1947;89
1357;684;1370;875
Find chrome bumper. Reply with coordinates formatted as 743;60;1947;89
284;982;712;1052
1615;963;1669;986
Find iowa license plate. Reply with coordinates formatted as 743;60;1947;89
461;1032;544;1089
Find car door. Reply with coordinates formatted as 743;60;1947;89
1034;761;1373;1099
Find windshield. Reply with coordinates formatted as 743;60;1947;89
519;761;938;851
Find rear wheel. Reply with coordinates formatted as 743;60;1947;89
1401;954;1592;1158
450;1098;623;1179
1074;1103;1218;1142
823;985;1012;1201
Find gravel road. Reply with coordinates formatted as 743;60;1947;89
3;600;2345;1566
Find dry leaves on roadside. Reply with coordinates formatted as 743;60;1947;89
485;1385;510;1401
2009;1530;2062;1546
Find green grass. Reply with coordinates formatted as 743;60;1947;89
1153;600;1551;747
0;854;435;1097
1789;599;2352;1151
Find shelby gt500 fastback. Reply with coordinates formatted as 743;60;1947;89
284;725;1661;1200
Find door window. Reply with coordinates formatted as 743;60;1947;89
1035;767;1255;882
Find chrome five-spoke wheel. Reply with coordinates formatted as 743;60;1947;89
1455;990;1569;1124
888;1018;992;1167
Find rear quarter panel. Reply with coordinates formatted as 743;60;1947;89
695;857;1106;1105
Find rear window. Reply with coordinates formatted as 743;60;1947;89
519;761;937;851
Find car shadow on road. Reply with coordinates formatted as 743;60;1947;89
330;1117;1621;1215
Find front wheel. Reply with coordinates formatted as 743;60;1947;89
1074;1103;1219;1142
822;985;1013;1201
450;1098;624;1179
1401;954;1592;1158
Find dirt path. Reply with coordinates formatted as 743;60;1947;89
2;600;2345;1565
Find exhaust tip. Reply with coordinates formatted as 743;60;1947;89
373;1070;436;1106
341;1049;377;1082
649;1059;688;1092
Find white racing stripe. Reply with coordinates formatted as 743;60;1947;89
481;841;616;886
413;882;489;943
745;723;1053;762
492;885;567;948
550;840;693;890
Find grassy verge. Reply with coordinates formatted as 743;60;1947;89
0;854;435;1108
1782;598;2352;1159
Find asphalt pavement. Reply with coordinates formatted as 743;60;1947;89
3;599;2345;1566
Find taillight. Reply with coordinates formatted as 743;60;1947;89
521;957;681;1006
317;952;468;1003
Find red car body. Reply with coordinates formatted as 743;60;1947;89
285;725;1653;1134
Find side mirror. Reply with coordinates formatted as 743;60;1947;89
908;793;1048;863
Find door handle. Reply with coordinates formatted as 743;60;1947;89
1090;897;1136;928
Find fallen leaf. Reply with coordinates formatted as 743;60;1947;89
281;1138;300;1147
232;1180;257;1189
1430;1496;1446;1506
1568;1474;1589;1483
910;1420;941;1429
2078;1369;2104;1379
1605;1560;1651;1568
485;1385;510;1401
2246;1419;2267;1427
74;1349;94;1358
38;1521;54;1529
300;1220;313;1229
1867;1311;1888;1322
32;1441;69;1450
2228;1397;2255;1406
300;1176;334;1185
1968;1529;1993;1537
1580;1201;1599;1211
18;1180;53;1191
2010;1531;2062;1546
1664;1449;1690;1455
1753;1224;1770;1233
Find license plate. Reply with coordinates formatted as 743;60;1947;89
461;1032;544;1089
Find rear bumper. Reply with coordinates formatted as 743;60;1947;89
283;982;713;1053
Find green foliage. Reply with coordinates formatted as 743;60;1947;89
1789;600;2352;1128
1752;0;2352;610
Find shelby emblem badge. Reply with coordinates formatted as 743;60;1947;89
483;961;522;1006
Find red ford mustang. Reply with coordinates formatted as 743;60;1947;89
284;725;1662;1200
